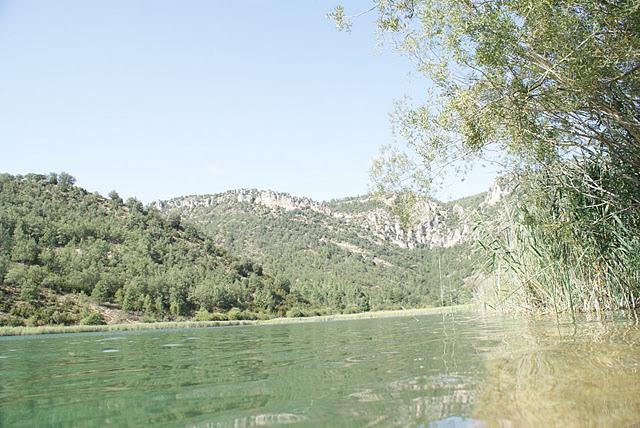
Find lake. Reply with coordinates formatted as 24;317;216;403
1;311;639;427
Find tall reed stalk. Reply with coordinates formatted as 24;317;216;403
477;155;640;315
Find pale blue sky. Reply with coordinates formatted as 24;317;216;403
0;0;497;202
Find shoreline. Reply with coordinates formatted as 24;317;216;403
0;304;476;337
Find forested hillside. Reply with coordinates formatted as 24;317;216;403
0;173;290;326
159;188;500;313
0;173;497;327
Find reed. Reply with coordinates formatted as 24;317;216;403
0;304;476;336
477;155;640;316
0;320;256;336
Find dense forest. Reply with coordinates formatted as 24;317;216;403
0;173;481;327
0;173;298;326
161;190;482;314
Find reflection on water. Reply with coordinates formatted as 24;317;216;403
0;312;638;427
474;313;640;427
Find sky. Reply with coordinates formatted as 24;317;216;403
0;0;497;203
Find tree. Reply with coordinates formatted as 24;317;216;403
108;190;123;208
331;0;640;190
5;264;44;300
126;197;144;213
331;0;640;312
11;225;39;264
167;212;182;230
58;172;76;188
91;279;111;303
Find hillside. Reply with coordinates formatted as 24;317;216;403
158;187;504;312
0;173;290;326
0;172;504;327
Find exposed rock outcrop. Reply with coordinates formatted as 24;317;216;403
159;183;507;250
156;189;330;215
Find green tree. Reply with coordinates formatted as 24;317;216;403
108;190;123;208
126;197;144;213
167;212;182;230
332;1;640;186
58;172;76;188
5;264;44;300
91;279;110;303
11;225;39;264
331;0;640;312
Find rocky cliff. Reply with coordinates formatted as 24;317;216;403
156;189;331;215
159;183;506;250
155;185;509;307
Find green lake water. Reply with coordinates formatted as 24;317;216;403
1;312;639;427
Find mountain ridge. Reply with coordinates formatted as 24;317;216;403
157;183;506;249
155;184;508;311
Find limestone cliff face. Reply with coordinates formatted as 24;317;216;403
325;181;511;249
156;189;330;215
159;183;507;250
332;197;474;249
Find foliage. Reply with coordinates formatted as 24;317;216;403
164;192;480;313
333;0;640;184
479;157;640;314
0;173;286;326
0;172;483;326
332;0;640;312
80;308;105;325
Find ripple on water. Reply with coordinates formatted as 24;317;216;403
95;337;125;343
252;413;306;425
428;416;486;427
388;374;471;393
161;343;182;348
345;355;372;363
102;349;120;353
348;389;383;402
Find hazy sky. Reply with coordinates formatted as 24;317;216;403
0;0;497;202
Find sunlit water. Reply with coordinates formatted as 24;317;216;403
1;312;639;427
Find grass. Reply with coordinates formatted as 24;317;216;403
0;304;476;336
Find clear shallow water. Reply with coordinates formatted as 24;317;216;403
1;312;639;427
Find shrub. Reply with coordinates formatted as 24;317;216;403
79;309;105;325
194;308;213;321
227;307;242;320
343;305;363;315
285;307;306;318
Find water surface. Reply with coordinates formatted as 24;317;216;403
1;312;639;427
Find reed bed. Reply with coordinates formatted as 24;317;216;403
0;304;475;336
477;156;640;316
